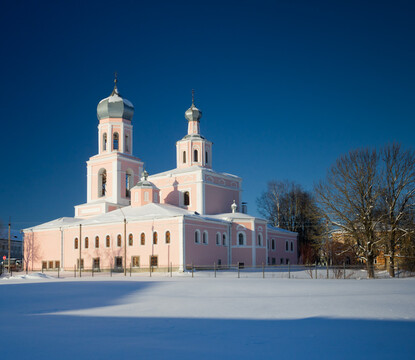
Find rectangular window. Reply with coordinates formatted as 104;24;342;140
48;261;54;269
42;261;47;270
218;259;222;266
115;256;123;268
286;258;289;265
290;241;293;252
55;261;60;269
285;241;288;252
150;255;158;267
272;258;276;265
132;256;140;267
77;258;84;269
280;258;284;264
93;258;100;270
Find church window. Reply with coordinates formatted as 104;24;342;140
285;240;288;251
84;237;89;249
140;233;145;245
194;149;198;162
202;231;208;244
74;237;78;249
106;235;110;248
153;232;158;245
150;255;158;267
113;132;119;150
165;231;170;244
206;151;208;164
194;230;200;244
272;239;276;251
99;169;107;197
93;258;100;270
258;234;262;247
222;233;227;246
238;232;245;246
128;233;133;246
117;234;122;247
95;236;99;248
103;133;107;151
216;233;220;245
132;256;140;267
183;151;186;163
126;170;133;198
125;134;129;152
184;191;190;206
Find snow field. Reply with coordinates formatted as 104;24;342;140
0;275;414;359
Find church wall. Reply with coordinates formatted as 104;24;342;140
90;160;114;200
204;184;240;214
62;219;182;270
184;219;229;266
267;229;298;265
24;230;61;271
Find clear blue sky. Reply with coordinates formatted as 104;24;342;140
1;0;414;230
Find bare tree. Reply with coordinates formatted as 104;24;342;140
380;143;415;276
23;231;41;271
315;149;382;278
257;180;323;263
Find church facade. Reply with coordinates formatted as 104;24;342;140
23;81;297;271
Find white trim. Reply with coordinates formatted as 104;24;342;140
216;232;221;246
202;230;208;245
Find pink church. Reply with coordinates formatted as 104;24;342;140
23;81;297;272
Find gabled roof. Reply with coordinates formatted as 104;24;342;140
148;165;241;181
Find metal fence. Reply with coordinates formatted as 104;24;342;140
2;263;414;279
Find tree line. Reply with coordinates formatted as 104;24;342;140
257;143;415;278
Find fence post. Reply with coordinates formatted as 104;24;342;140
397;262;399;278
74;265;76;278
214;262;216;278
58;266;60;279
150;264;152;277
130;263;132;277
238;264;240;278
262;262;265;279
192;263;194;278
41;266;44;274
170;262;172;277
110;266;112;277
343;262;346;279
288;260;291;279
315;262;317;279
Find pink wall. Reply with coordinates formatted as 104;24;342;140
204;184;240;215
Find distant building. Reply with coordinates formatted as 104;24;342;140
0;229;23;260
23;80;298;271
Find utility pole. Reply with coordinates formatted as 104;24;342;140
8;217;11;273
124;217;127;276
79;224;82;277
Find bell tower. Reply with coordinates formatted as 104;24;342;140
176;90;212;169
75;76;143;218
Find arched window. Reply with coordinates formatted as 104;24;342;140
183;151;186;164
113;132;119;150
194;230;200;244
194;149;198;162
216;233;220;245
126;169;133;197
106;235;110;247
285;240;288;251
206;151;208;164
125;134;129;152
238;233;245;246
222;233;227;246
129;233;133;246
98;169;107;197
165;231;170;244
117;234;122;247
272;239;276;251
103;133;107;151
184;191;190;206
153;232;158;245
140;233;145;245
95;236;99;248
84;237;89;249
74;237;78;249
202;231;208;244
290;241;293;252
258;234;262;247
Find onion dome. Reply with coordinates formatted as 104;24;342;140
185;89;202;122
97;77;134;121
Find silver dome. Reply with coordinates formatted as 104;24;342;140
97;85;134;121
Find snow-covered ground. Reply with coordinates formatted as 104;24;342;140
0;274;414;359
